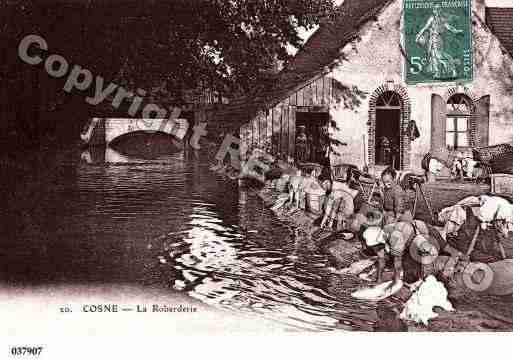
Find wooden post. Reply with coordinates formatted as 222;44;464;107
498;241;507;260
412;185;419;217
466;225;480;257
418;183;436;224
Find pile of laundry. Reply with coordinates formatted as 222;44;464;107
399;275;454;325
450;151;492;183
438;194;513;259
345;258;455;325
342;192;513;327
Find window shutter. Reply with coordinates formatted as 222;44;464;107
431;94;447;152
475;95;490;147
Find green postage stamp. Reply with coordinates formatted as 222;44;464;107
403;0;473;84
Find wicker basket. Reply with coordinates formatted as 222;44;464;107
490;152;513;175
299;162;323;177
473;144;513;164
331;164;358;182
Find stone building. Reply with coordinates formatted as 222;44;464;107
223;0;513;175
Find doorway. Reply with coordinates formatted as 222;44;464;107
295;111;329;165
375;91;402;170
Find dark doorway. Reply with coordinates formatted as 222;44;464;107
295;111;329;165
375;91;402;170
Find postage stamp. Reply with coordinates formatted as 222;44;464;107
403;0;473;84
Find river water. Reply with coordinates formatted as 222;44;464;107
3;143;394;332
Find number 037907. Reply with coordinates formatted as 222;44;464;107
10;346;44;356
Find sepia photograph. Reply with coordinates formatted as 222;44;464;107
2;0;513;356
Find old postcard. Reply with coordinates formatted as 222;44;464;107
2;0;513;357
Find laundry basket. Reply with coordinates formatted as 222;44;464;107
473;144;513;164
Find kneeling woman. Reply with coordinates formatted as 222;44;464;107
320;167;358;230
362;220;464;285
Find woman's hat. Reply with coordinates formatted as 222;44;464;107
410;234;439;264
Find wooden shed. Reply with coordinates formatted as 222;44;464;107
211;0;391;165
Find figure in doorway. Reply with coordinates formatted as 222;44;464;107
295;125;309;164
317;126;330;164
379;136;391;165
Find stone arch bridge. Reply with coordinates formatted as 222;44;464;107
80;118;190;146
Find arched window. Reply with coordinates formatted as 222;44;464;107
446;94;472;149
376;91;401;108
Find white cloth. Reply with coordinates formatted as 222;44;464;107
363;227;387;247
462;158;478;178
438;205;467;226
478;195;513;223
438;196;480;236
478;195;513;233
400;275;454;325
455;196;480;207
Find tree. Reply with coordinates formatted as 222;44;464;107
116;0;335;102
3;0;335;105
0;0;334;148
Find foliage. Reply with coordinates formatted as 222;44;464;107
332;80;368;111
2;0;335;105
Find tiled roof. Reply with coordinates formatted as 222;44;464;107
486;7;513;57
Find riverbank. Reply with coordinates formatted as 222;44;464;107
7;140;513;332
215;169;513;331
250;180;364;265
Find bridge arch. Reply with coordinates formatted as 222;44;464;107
108;130;185;158
104;118;189;144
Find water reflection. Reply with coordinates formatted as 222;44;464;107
5;137;380;331
158;184;378;331
81;146;187;165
